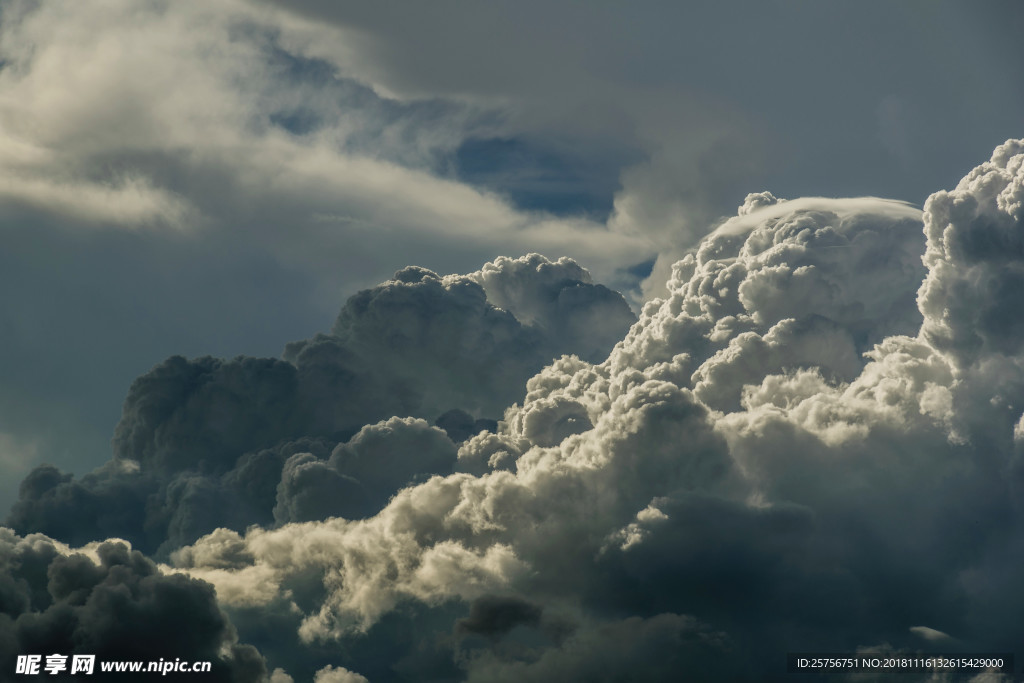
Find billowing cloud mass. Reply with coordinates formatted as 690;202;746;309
6;141;1023;681
5;254;634;556
1;0;1021;523
0;530;275;681
0;0;662;510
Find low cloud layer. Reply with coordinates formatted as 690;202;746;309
6;141;1024;681
0;530;276;681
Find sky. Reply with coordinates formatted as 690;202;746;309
2;0;1024;681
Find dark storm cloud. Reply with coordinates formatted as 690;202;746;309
0;0;653;512
6;255;634;557
274;417;457;524
0;530;279;681
3;0;1019;517
287;258;633;420
165;142;1024;681
434;409;498;444
455;595;542;639
4;462;157;550
460;613;738;683
3;0;1024;678
5;140;1024;681
112;356;304;477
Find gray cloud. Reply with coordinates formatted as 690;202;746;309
6;254;633;558
274;417;458;524
1;0;1023;676
461;613;738;683
455;595;542;640
161;141;1024;680
0;529;278;681
0;0;654;512
1;0;1020;517
263;0;1024;295
919;139;1024;366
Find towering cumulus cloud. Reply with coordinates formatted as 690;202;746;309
6;141;1024;681
5;254;634;556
